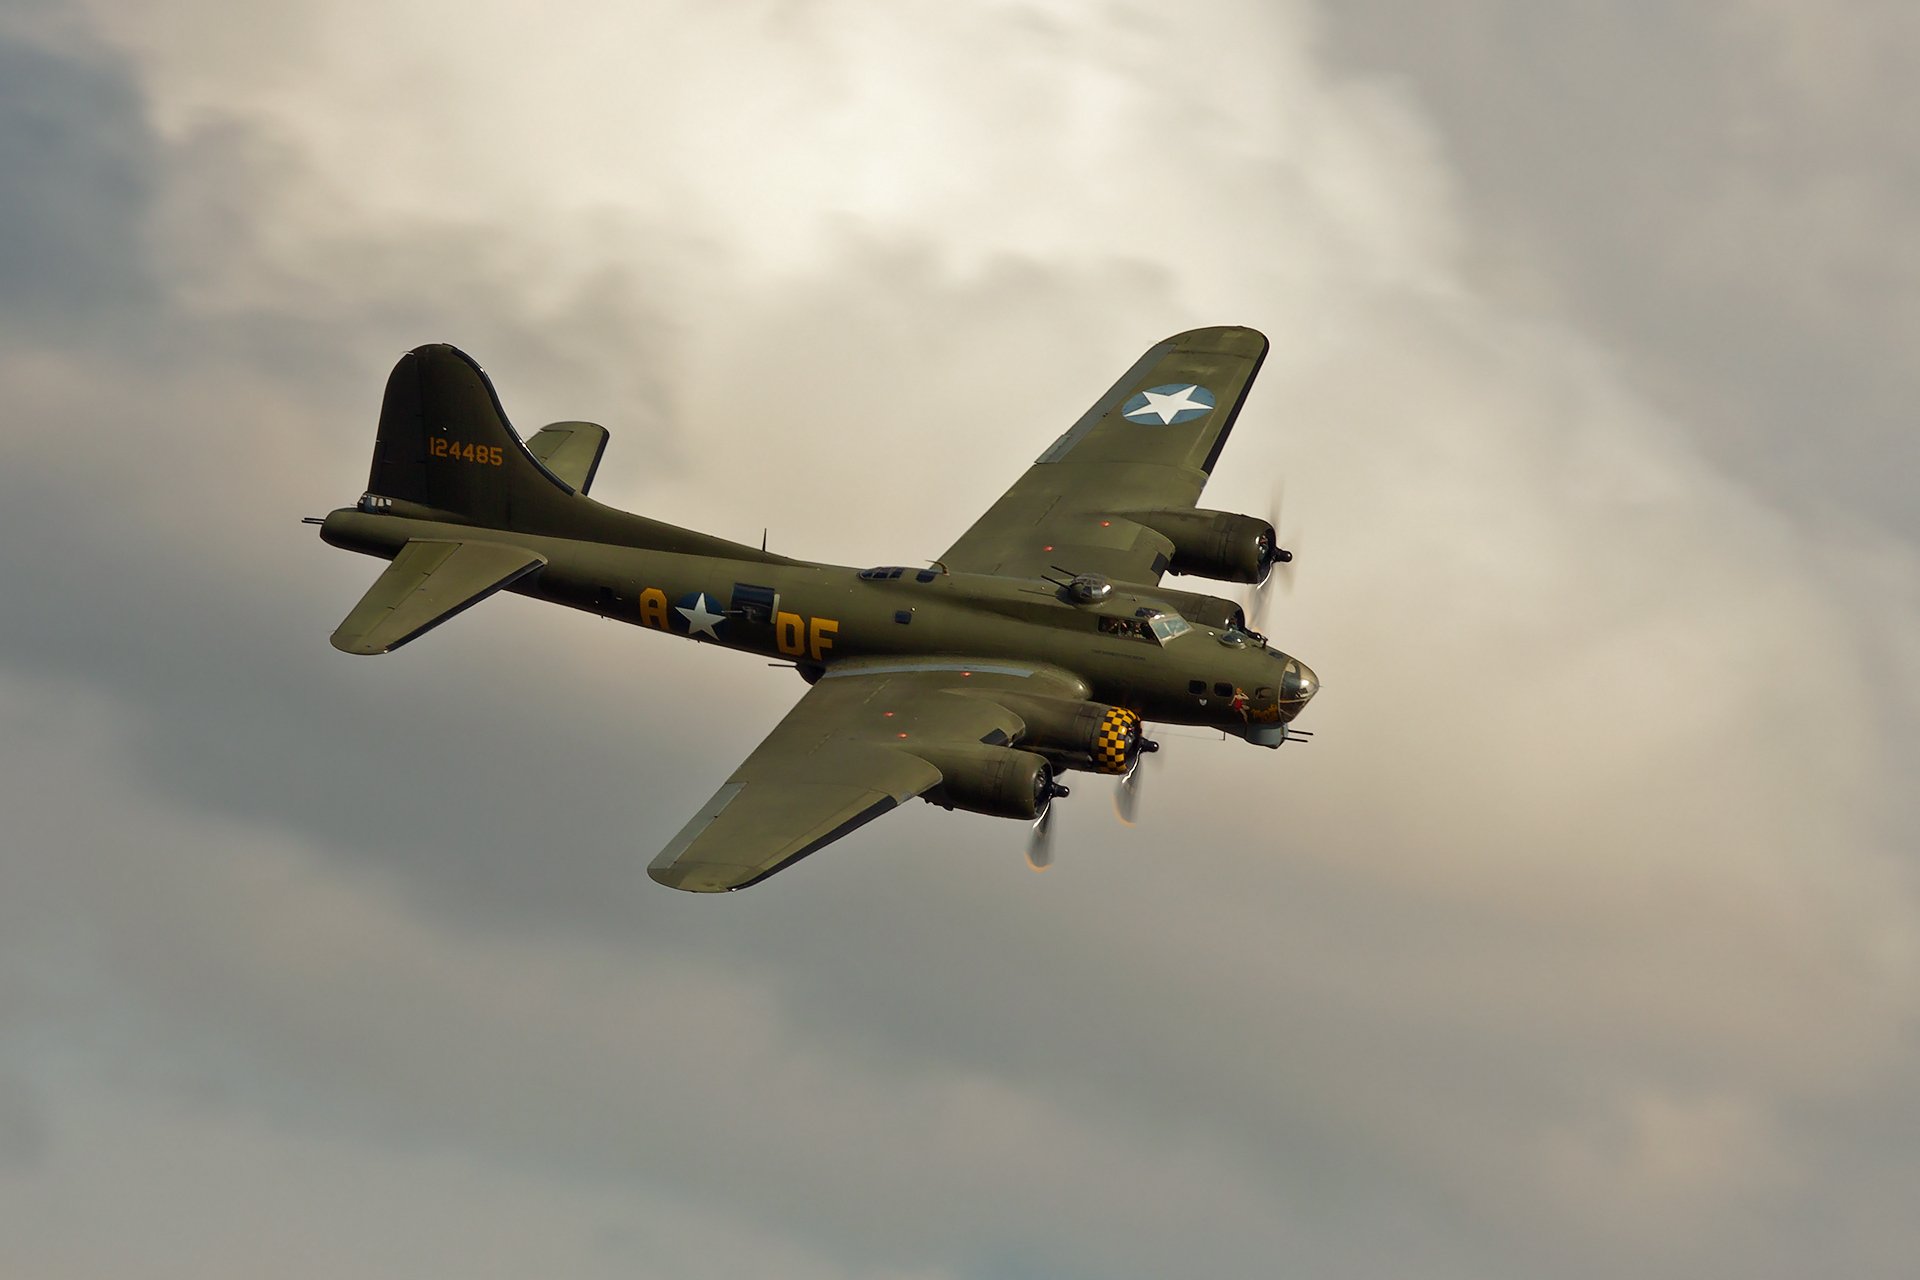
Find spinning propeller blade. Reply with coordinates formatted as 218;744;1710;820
1252;483;1298;631
1113;731;1160;826
1026;804;1056;871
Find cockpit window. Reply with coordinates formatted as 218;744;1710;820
1149;614;1191;643
1098;609;1191;645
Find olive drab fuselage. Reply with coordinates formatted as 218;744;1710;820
321;504;1316;734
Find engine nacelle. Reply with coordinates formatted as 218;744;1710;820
998;695;1149;776
915;745;1059;820
1123;508;1278;584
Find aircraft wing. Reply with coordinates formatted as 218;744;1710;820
647;660;1086;892
939;325;1268;583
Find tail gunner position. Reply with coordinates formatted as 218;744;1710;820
314;326;1318;891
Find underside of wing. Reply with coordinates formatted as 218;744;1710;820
647;770;929;893
646;661;1086;892
941;325;1268;583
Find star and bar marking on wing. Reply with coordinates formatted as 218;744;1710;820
1122;383;1216;425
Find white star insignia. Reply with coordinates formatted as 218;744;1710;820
1124;385;1211;424
676;593;725;638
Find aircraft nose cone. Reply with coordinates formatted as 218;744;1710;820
1281;658;1318;704
1294;662;1317;702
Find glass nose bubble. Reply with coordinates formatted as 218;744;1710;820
1280;659;1318;702
1294;662;1317;700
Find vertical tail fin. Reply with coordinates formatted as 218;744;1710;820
368;344;573;526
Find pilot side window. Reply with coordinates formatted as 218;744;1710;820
1148;615;1191;643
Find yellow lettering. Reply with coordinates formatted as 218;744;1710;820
776;611;805;656
808;617;839;661
638;588;669;630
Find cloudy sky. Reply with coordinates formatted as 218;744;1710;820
3;1;1916;1275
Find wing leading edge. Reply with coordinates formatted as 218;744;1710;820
940;325;1269;584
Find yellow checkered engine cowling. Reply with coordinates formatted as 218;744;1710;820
1090;707;1142;774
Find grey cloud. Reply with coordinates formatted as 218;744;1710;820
0;76;733;932
2;2;1917;1279
1322;3;1920;538
0;1071;47;1169
0;26;157;330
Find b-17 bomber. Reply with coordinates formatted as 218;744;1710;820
314;326;1318;891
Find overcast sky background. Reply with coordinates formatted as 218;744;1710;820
2;1;1916;1276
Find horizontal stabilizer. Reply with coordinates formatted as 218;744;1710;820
526;421;610;494
330;538;546;655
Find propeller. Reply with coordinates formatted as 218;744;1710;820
1251;484;1298;633
1112;733;1161;826
1026;775;1071;872
1026;803;1056;871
